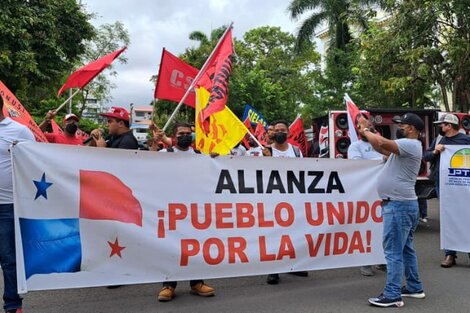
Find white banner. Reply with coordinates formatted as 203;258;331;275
12;142;385;292
439;145;470;252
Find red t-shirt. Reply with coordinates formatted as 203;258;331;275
45;133;85;146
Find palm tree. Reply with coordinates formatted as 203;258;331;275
288;0;385;51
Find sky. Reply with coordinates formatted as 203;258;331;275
82;0;318;109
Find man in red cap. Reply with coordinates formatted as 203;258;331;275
39;111;84;145
90;106;138;149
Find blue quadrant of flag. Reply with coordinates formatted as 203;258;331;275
20;218;82;279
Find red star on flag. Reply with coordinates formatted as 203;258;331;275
107;237;125;258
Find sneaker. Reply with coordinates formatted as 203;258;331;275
288;271;309;277
375;264;387;272
158;286;176;302
419;217;428;223
401;286;425;299
266;273;280;285
190;283;215;297
368;294;404;307
360;266;374;276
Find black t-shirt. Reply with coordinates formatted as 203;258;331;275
106;131;139;150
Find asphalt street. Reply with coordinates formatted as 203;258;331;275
9;199;470;313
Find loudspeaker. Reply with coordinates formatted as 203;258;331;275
330;112;350;158
454;113;470;135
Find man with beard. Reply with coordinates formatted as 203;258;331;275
357;113;425;308
39;112;84;145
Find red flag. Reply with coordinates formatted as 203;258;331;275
154;48;199;108
0;81;47;142
288;117;308;157
196;28;234;124
79;170;143;227
57;47;127;96
242;118;255;149
50;119;63;135
345;94;368;142
254;122;268;146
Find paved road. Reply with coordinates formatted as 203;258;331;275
8;199;470;312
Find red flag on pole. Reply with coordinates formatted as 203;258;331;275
241;118;254;149
288;116;308;157
0;81;47;142
195;28;234;126
154;48;199;108
254;122;268;146
57;47;127;97
344;94;367;142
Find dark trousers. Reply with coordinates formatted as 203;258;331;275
163;280;203;288
0;204;22;311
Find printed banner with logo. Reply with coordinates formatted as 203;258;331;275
13;143;385;292
242;104;268;129
439;145;470;253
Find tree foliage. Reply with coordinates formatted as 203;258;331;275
0;0;95;108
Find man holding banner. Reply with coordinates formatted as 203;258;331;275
358;113;425;308
0;95;35;313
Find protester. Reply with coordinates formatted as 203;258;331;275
423;113;470;268
39;111;84;145
358;113;425;308
246;137;264;157
265;120;307;284
156;122;215;302
347;121;383;277
229;142;247;156
90;107;139;149
0;95;35;313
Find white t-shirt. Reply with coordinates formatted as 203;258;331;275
0;118;36;203
271;144;303;158
229;145;247;156
247;146;264;157
347;140;383;161
159;146;197;154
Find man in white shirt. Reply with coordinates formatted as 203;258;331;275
0;95;35;313
348;126;383;277
156;122;214;302
266;120;306;285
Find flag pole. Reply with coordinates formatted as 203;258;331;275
162;22;234;132
54;88;81;113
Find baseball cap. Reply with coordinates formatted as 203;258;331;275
433;113;459;126
392;113;424;131
64;113;79;122
100;107;129;122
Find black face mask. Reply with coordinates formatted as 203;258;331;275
248;141;257;147
274;132;288;144
177;135;192;149
396;128;406;139
65;123;78;134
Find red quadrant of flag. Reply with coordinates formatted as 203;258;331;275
79;170;143;226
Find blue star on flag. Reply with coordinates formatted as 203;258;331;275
33;173;53;200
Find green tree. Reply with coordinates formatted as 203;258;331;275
0;0;95;107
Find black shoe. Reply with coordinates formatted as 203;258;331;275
288;271;309;277
401;286;425;299
106;285;123;289
368;294;404;307
266;274;280;285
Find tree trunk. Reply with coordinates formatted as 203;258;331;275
439;80;450;112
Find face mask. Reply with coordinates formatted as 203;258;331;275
177;135;192;148
248;140;257;147
274;132;288;144
396;128;406;139
65;123;78;134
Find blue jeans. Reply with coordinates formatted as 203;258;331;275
0;204;22;311
382;200;423;299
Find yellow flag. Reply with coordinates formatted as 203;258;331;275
195;87;247;155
